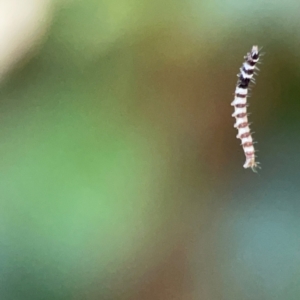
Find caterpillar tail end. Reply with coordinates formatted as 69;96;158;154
243;158;261;173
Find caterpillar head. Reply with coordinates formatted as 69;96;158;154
251;46;259;60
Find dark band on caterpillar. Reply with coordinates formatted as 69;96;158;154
236;113;247;118
247;60;256;66
238;78;250;88
237;122;248;128
231;45;262;172
236;93;247;98
236;104;247;108
242;142;253;147
240;132;251;139
242;68;254;75
245;151;255;156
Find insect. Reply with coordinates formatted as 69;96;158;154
231;46;261;172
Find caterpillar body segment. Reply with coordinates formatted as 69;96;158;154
231;46;261;172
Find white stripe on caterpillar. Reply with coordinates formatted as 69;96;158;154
231;45;261;172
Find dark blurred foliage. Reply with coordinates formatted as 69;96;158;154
1;0;300;299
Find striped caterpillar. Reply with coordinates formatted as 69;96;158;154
231;46;261;172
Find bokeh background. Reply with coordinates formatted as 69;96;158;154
1;0;300;299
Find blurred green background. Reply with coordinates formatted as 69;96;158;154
1;0;300;299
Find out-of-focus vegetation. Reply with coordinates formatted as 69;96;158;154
1;0;300;299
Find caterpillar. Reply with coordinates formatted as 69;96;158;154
231;46;261;172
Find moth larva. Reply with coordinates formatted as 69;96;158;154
231;46;261;172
